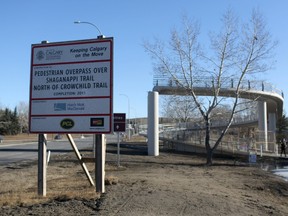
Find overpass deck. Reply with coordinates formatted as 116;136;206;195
153;77;284;117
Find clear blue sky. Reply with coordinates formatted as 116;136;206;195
0;0;287;118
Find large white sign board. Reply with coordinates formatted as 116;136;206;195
29;38;113;133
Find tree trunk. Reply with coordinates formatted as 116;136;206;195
205;116;213;165
206;148;213;165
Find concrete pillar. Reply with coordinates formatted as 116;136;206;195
268;112;277;153
268;112;276;132
148;91;159;156
258;101;268;151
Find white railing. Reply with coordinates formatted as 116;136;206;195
153;75;284;98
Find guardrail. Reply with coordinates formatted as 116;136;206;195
153;75;284;98
140;124;277;156
158;128;277;155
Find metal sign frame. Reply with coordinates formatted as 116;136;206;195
29;38;113;133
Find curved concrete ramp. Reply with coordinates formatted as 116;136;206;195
148;78;284;154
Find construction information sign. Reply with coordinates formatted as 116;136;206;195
29;38;113;133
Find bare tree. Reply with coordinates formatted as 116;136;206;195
161;95;199;122
144;9;277;165
17;101;29;133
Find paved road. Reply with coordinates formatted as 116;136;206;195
0;134;118;165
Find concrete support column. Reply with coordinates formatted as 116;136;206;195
258;101;268;151
268;112;276;132
148;91;159;156
268;112;277;153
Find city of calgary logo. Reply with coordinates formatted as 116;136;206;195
36;50;45;61
35;49;63;61
60;118;75;130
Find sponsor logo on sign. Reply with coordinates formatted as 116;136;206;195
60;118;74;129
54;103;67;111
90;118;104;127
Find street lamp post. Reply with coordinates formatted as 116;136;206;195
73;20;105;147
120;94;130;140
74;21;104;38
74;21;106;193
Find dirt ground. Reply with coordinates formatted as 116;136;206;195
0;139;288;216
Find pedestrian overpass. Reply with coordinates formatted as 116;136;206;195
147;76;284;156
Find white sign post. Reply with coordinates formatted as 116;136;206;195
29;38;113;134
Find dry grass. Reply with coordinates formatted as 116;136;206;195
2;133;93;143
123;135;147;142
0;133;143;207
105;175;119;185
2;133;39;142
0;154;100;207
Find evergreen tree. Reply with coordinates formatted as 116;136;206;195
277;113;288;142
0;107;20;135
